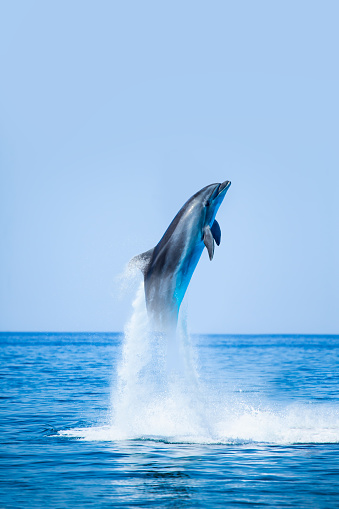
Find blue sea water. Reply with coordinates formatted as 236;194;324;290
1;324;339;506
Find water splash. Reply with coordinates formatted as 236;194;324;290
109;282;211;440
59;282;339;444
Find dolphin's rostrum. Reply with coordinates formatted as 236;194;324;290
131;180;231;331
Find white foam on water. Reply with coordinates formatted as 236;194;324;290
59;282;339;445
60;405;339;444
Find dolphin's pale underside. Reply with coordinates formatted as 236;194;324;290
131;180;231;331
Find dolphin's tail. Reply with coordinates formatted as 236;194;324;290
129;248;154;275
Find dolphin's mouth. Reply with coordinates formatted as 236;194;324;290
210;180;231;201
217;180;231;195
206;180;231;206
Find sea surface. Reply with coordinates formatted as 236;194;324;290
1;329;339;508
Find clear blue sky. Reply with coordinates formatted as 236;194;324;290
0;1;338;333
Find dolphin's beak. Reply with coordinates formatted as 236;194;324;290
208;180;231;204
218;180;231;194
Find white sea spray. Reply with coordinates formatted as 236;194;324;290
60;279;339;444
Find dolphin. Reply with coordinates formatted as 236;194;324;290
131;180;231;331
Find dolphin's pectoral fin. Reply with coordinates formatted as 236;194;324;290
211;220;221;246
203;226;215;260
129;248;154;275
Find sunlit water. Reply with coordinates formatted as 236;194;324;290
1;290;339;507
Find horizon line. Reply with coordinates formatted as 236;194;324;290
0;331;338;337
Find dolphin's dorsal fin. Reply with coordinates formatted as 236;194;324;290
211;220;221;246
129;248;154;275
203;226;215;260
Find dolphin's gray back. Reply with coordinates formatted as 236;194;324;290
140;194;205;330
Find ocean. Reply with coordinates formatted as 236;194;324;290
1;290;339;507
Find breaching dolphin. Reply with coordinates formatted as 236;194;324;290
131;180;231;331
